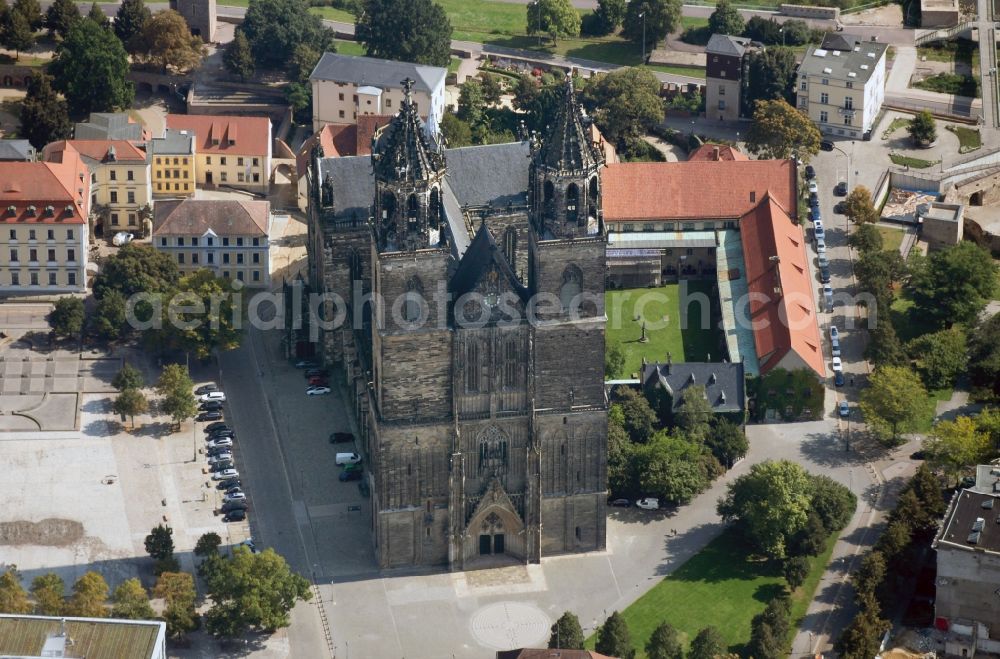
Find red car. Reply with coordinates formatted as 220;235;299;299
309;376;329;387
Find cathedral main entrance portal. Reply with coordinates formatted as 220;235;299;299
479;533;505;555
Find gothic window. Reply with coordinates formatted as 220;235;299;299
348;248;362;285
404;276;423;323
466;341;481;392
429;188;440;230
560;265;583;313
502;338;518;389
503;227;517;270
566;183;579;225
407;193;419;227
543;180;555;210
588;176;599;221
478;426;509;476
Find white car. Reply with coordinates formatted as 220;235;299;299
636;497;660;510
206;437;233;449
223;491;246;503
208;452;233;465
830;326;840;341
112;231;133;247
815;236;826;253
832;357;843;372
306;386;331;396
831;337;841;358
808;181;818;194
199;391;226;403
212;468;239;481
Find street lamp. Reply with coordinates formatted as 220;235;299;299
640;12;646;64
530;1;541;47
779;27;785;46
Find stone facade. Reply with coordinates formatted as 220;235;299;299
307;81;608;570
169;0;216;41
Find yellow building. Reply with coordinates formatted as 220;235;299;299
43;140;151;238
150;129;197;198
165;115;272;194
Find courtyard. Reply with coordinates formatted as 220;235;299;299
606;281;724;379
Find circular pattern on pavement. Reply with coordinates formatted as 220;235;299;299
470;601;551;650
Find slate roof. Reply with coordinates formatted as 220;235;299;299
449;221;530;303
309;52;446;94
0;615;163;659
537;80;604;171
706;34;751;57
315;155;375;221
150;129;197;156
74;112;145;141
0;139;34;161
444;142;530;208
153;199;270;236
799;37;887;85
371;91;444;182
641;361;745;413
937;489;1000;554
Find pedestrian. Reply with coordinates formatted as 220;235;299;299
850;376;855;386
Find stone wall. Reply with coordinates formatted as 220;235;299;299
936;545;1000;630
779;3;839;19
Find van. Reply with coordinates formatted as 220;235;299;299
336;452;362;466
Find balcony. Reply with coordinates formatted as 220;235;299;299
837;106;856;117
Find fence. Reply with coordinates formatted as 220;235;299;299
914;21;977;44
872;168;892;209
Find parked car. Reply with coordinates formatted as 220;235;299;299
820;265;831;284
830;326;840;341
225;486;243;496
208;453;233;465
814;221;825;239
821;139;835;151
223;509;247;522
808;181;818;194
809;192;819;207
207;429;235;440
112;231;133;247
204;422;230;433
308;376;329;387
199;400;223;412
831;336;841;357
339;469;362;482
839;401;850;418
832;356;843;372
195;383;218;396
216;477;241;490
210;460;235;473
835;181;848;196
223;491;247;503
197;411;223;422
199;391;226;403
221;501;248;513
636;498;660;510
306;386;331;396
609;498;630;508
815;236;826;253
804;165;816;180
206;446;232;458
212;468;239;481
834;371;845;387
817;254;829;270
833;201;846;214
336;452;362;466
343;462;363;473
823;283;834;312
810;206;821;223
294;360;319;369
206;437;233;450
329;432;354;444
910;450;927;460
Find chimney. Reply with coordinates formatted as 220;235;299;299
713;146;720;161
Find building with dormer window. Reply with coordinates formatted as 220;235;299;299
165;115;272;194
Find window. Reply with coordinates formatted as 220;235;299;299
67;229;74;240
466;342;480;392
67;272;75;286
236;237;243;246
353;94;358;102
222;237;229;246
822;77;829;85
234;271;242;281
238;173;245;182
253;173;260;183
237;157;244;167
67;249;75;262
338;93;344;101
47;249;55;262
111;214;119;226
220;157;227;166
206;156;212;165
47;229;54;240
8;229;14;240
183;158;188;165
683;222;695;230
173;158;179;165
206;237;213;246
10;272;18;286
91;173;96;183
178;253;185;264
559;265;582;313
221;172;227;182
191;237;199;246
844;115;852;126
252;237;259;246
48;272;56;286
622;223;634;232
386;99;391;107
252;158;259;167
503;339;518;388
110;191;118;203
183;183;189;191
156;157;162;165
9;249;16;262
846;81;854;89
178;237;185;247
174;183;180;191
223;271;230;278
252;270;260;281
844;97;854;109
127;170;134;181
820;111;829;122
339;110;345;118
128;213;136;225
686;248;694;256
160;237;167;246
643;223;654;232
236;254;244;265
718;85;726;96
800;81;807;90
157;183;163;191
28;230;36;240
29;272;37;286
252;253;260;264
207;252;214;264
192;253;199;264
820;92;829;104
127;191;135;204
223;253;230;264
174;170;180;178
718;100;726;110
110;170;116;181
29;248;37;262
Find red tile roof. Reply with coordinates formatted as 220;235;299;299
688;143;749;162
295;117;393;178
355;115;392;156
165;115;272;156
600;160;797;222
43;140;147;164
0;156;89;224
739;194;824;377
153;199;270;236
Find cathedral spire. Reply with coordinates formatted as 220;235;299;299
371;77;444;184
538;79;603;172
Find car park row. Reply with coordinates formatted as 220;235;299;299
195;382;249;523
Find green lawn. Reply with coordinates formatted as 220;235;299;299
889;153;938;169
606;282;723;379
881;117;909;140
333;39;366;56
876;225;905;254
585;529;838;658
946;124;982;151
912;72;980;98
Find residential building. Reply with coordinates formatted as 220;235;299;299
796;34;888;140
165;115;272;194
308;53;446;135
0;139;35;161
149;129;198;198
169;0;216;41
74;112;148;141
641;359;746;421
0;154;89;292
304;80;607;569
153;198;271;286
0;614;166;659
933;485;1000;642
43;140;152;237
688;143;749;162
705;34;755;122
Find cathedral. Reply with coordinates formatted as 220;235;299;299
305;79;608;569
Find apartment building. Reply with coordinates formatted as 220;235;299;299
0;155;90;293
165;115;271;194
74;112;148;141
43;140;152;237
308;53;446;135
0;140;35;161
152;198;271;287
796;33;888;140
705;34;755;122
150;129;197;198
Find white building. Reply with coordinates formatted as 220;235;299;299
308;52;446;137
0;614;166;659
796;34;887;140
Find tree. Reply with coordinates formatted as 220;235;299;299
526;0;581;43
50;18;133;116
44;0;79;38
19;72;71;150
705;419;748;468
49;296;84;339
861;366;927;445
4;9;35;57
287;43;321;85
93;289;128;340
113;388;148;428
440;113;473;147
605;343;626;378
203;547;312;636
842;186;879;224
94;244;179;299
30;573;65;615
152;270;243;360
909;241;998;327
848;222;884;253
836;609;890;659
743;15;781;44
865;313;907;366
457;78;485;126
595;611;635;659
194;532;222;558
111;578;155;620
153;572;199;638
355;0;451;66
112;363;143;392
783;556;810;590
969;313;1000;400
746;46;797;107
717;460;813;557
0;568;31;614
145;524;175;562
131;10;205;73
874;518;912;559
809;475;857;534
788;511;826;557
480;72;503;107
746;99;821;161
68;571;109;618
615;387;658;443
12;0;41;30
646;621;684;659
908;463;946;521
926;416;992;480
907;109;937;144
747;598;790;659
856;251;907;299
708;0;743;37
548;611;585;649
595;0;626;33
638;432;710;504
689;626;727;659
513;71;567;132
908;329;967;389
114;0;150;50
675;384;713;436
582;67;664;146
239;0;332;69
158;366;197;428
623;0;681;54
